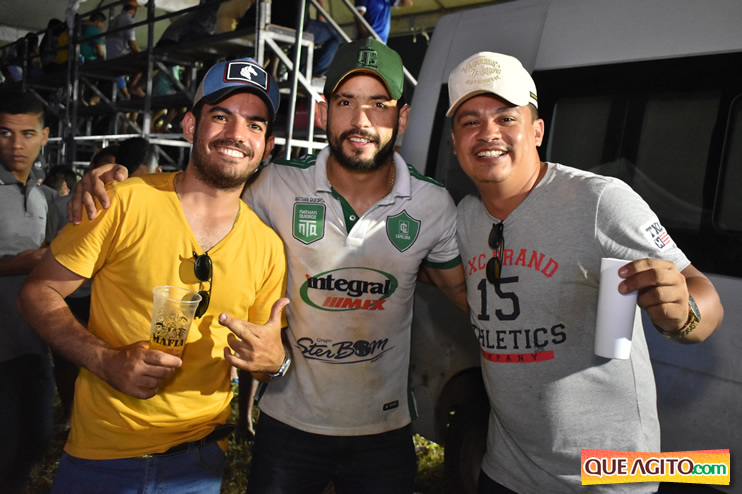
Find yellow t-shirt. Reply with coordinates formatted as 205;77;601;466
51;172;286;459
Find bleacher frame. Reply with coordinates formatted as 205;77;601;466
1;0;328;169
1;0;419;170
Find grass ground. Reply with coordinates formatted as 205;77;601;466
25;385;447;494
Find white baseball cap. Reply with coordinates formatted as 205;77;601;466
446;52;538;118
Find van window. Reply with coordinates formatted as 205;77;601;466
549;91;720;232
715;95;742;232
533;54;742;276
547;96;613;172
634;91;719;231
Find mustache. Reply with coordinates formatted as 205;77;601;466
209;139;254;158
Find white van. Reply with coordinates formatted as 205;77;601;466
403;0;742;491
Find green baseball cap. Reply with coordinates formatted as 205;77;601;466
323;38;405;101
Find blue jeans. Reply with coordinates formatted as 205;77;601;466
0;353;56;493
247;414;417;494
52;441;225;494
304;20;341;77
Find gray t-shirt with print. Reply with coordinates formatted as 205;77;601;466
457;163;689;493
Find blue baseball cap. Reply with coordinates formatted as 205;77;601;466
193;57;280;123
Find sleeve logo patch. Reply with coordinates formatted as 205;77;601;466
641;220;673;250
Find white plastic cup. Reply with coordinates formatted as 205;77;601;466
594;258;638;359
149;286;202;357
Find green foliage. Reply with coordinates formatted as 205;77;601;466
414;434;446;492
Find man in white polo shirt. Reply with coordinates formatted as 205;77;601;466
240;38;466;493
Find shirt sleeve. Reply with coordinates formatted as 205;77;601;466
242;166;274;228
51;185;122;279
247;230;287;326
595;180;690;270
423;188;461;269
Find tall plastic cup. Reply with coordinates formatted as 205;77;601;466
149;286;202;357
594;258;639;359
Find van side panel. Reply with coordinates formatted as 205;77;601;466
535;0;742;70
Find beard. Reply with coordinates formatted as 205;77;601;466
190;133;258;191
327;112;399;172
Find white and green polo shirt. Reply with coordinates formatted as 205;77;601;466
243;147;461;436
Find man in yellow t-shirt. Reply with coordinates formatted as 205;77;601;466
18;57;288;493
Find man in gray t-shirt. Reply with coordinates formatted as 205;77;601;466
105;1;143;98
447;52;724;493
105;1;139;58
0;90;56;493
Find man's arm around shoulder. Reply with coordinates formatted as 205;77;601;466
423;263;468;313
67;163;128;224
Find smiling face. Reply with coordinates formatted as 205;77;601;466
320;74;408;172
0;111;49;184
451;94;543;188
183;91;274;191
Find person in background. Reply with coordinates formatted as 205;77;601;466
44;165;77;197
62;11;107;105
0;90;56;494
106;1;144;98
215;0;254;34
157;0;219;45
106;1;139;58
447;51;724;494
44;164;77;236
1;46;24;83
116;136;161;176
355;0;413;44
80;12;106;62
39;18;66;73
89;143;120;169
153;0;216;132
23;33;42;80
43;164;77;240
238;0;341;79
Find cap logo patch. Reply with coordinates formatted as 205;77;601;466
357;48;379;69
461;57;501;87
225;61;268;90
